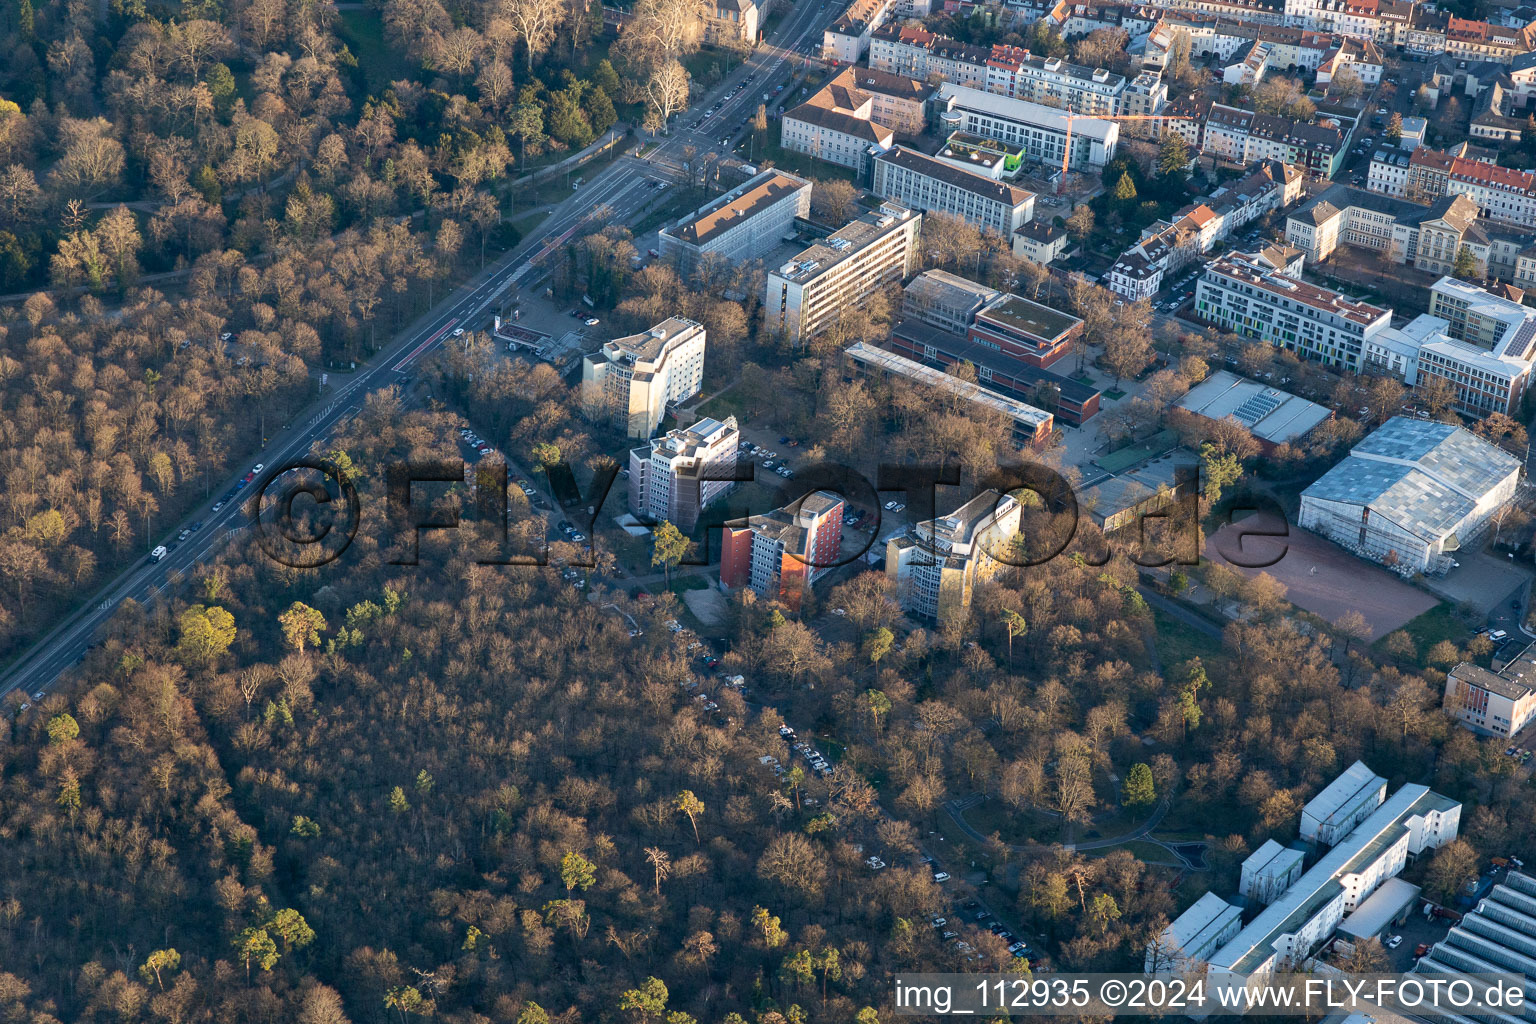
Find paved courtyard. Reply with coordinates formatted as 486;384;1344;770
1425;551;1530;615
1205;512;1437;640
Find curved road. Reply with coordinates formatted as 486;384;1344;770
0;0;841;706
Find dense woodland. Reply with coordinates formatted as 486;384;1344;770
3;316;1534;1021
4;0;1536;1016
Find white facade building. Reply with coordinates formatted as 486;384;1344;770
1299;760;1387;846
1194;250;1393;371
1148;893;1244;972
1241;841;1307;905
1205;776;1461;985
658;170;812;274
627;416;740;533
935;83;1120;171
583;318;707;439
873;146;1036;238
766;201;922;344
1299;417;1523;576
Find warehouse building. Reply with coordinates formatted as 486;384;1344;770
1299;417;1522;576
1414;868;1536;1024
1172;370;1332;452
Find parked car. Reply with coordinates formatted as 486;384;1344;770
933;871;951;883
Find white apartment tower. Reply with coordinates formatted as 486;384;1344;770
582;318;707;439
627;416;740;533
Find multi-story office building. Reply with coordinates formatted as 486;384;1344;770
845;342;1056;449
1152;763;1461;980
658;170;812;274
901;270;999;334
887;489;1024;626
1419;277;1536;415
932;132;1026;181
781;94;894;173
872;146;1036;239
1445;642;1536;737
720;491;844;609
795;65;937;137
627;416;740;532
1194;250;1393;371
583;317;707;438
970;290;1084;369
1300;417;1521;575
888;318;1102;424
766;201;922;344
1373;310;1536;417
935;84;1120;171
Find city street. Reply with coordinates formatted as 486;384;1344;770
0;0;851;706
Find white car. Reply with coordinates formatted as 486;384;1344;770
933;871;951;882
585;317;600;326
252;464;265;474
1387;935;1403;949
452;327;465;337
884;501;898;511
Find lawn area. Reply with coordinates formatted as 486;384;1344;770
1151;606;1225;668
1084;839;1172;863
756;139;860;184
1377;601;1469;665
337;10;416;99
696;388;752;423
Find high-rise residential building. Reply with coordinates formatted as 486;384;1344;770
627;416;740;533
582;318;707;439
720;491;845;608
1194;250;1392;371
886;489;1023;626
766;201;922;344
872;146;1036;239
658;170;812;274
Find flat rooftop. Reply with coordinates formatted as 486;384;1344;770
846;341;1052;429
1205;252;1389;328
977;293;1081;343
773;203;917;284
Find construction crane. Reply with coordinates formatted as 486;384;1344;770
1056;113;1200;194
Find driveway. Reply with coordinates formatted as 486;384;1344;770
1424;550;1531;616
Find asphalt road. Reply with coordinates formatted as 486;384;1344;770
0;0;846;707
